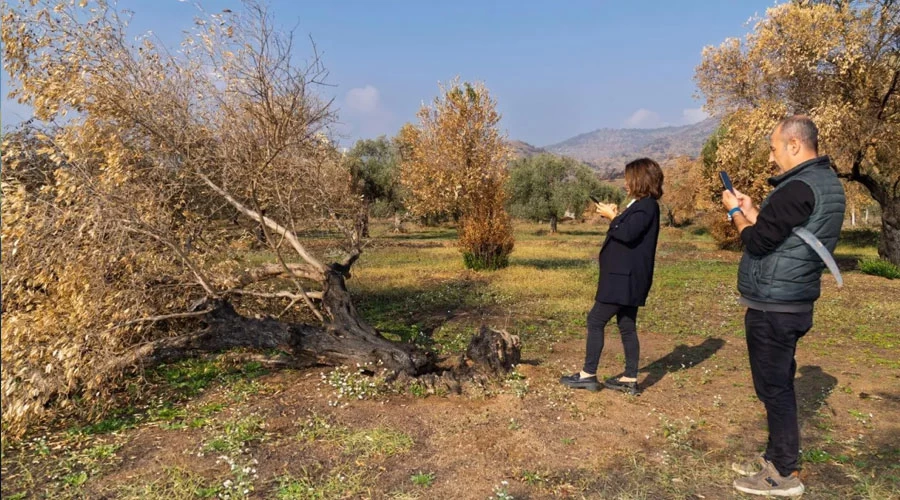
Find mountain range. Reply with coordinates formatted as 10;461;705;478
510;117;720;177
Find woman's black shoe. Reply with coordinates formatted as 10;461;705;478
559;373;601;392
604;377;640;395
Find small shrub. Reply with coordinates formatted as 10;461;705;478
410;472;435;487
462;250;509;271
459;212;514;270
858;257;900;279
802;448;833;464
841;228;880;247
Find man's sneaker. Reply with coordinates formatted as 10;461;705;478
733;459;805;497
603;377;640;395
732;454;767;476
559;373;601;392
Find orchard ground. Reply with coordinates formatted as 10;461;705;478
2;221;898;499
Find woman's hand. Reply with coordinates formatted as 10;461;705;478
595;202;618;220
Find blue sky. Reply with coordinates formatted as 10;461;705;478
1;0;777;148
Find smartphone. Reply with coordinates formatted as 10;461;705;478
719;171;735;194
589;195;601;204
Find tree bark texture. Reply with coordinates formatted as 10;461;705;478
879;197;900;266
98;272;521;388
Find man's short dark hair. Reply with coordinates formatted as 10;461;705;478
778;115;818;153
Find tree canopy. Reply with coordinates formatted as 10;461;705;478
695;0;900;262
0;0;431;436
345;136;405;233
346;137;404;213
399;80;514;269
506;153;623;232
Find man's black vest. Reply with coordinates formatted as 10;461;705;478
738;156;846;305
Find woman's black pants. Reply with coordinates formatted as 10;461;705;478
582;301;640;378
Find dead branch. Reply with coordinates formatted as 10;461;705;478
196;171;326;274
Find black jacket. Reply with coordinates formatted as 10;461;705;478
595;197;660;306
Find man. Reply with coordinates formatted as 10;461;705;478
721;115;845;497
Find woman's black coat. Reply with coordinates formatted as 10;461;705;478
594;197;660;306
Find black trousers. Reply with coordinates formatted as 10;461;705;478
583;301;640;378
745;308;813;477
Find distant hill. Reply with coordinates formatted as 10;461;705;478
543;117;720;176
507;140;548;159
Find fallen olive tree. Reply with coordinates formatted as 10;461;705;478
1;0;519;437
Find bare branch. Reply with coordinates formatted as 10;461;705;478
114;308;216;329
195;171;326;274
122;225;217;297
252;187;325;322
227;289;323;301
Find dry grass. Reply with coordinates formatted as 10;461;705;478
2;219;898;499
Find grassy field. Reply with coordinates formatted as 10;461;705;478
2;220;898;499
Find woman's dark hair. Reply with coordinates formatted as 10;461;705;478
624;157;664;200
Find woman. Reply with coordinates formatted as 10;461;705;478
560;157;663;395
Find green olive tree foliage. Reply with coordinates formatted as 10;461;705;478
400;81;514;270
506;153;623;233
695;0;900;262
344;136;406;234
1;0;432;437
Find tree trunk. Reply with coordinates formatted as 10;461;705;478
360;200;370;238
879;197;900;266
97;269;435;383
549;215;558;234
92;268;528;403
666;207;676;227
318;269;433;373
391;212;405;233
465;326;520;373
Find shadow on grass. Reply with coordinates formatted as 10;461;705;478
834;253;865;272
637;337;726;391
839;227;880;247
352;276;491;341
379;229;457;241
795;365;838;428
555;229;605;237
512;257;589;270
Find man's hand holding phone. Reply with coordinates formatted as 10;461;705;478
719;171;758;223
720;170;740;209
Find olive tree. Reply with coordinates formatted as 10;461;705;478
507;153;623;232
1;1;515;437
695;0;900;262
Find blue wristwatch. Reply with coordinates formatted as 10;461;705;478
728;206;742;220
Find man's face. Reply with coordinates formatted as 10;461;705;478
768;125;789;172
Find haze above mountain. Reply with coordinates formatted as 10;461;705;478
511;117;720;176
